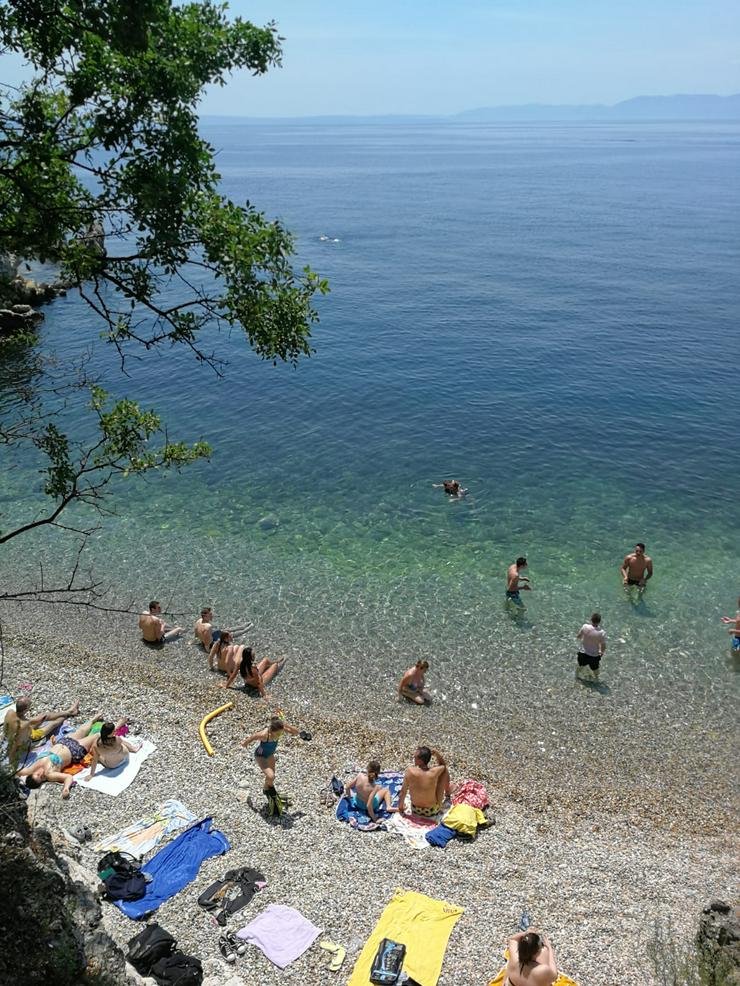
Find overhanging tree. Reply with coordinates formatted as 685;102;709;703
0;0;328;602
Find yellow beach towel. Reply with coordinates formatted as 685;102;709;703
347;888;464;986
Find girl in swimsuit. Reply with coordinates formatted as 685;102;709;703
17;712;102;799
241;716;300;815
504;930;558;986
344;760;397;822
229;647;285;695
89;721;142;777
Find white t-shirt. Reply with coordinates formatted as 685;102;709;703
578;623;606;657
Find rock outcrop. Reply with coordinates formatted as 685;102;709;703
697;900;740;985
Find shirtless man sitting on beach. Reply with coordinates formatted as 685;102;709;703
17;713;103;799
3;695;80;769
620;542;653;593
194;606;251;650
139;600;183;644
507;557;531;606
397;745;450;818
398;661;432;705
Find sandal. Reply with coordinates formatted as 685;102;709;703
320;940;346;973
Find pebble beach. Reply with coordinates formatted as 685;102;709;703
2;600;738;986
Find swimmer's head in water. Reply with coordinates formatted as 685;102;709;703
516;557;527;569
518;932;544;970
367;759;381;782
414;746;432;766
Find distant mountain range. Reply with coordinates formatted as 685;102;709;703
454;94;740;121
204;94;740;125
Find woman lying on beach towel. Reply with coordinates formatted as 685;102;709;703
343;761;398;822
17;712;102;799
89;721;142;778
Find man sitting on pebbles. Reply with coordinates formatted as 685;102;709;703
398;745;451;817
194;606;251;651
17;712;104;799
139;600;183;645
398;660;432;705
3;695;80;769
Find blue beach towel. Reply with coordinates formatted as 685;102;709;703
116;817;230;919
336;771;403;831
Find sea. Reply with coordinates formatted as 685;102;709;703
2;120;739;713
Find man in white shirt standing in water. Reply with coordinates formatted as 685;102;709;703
576;612;606;680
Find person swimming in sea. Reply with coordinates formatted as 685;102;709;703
343;760;398;822
433;479;467;497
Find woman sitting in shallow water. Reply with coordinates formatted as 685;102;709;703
344;760;397;822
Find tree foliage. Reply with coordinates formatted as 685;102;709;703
0;0;328;580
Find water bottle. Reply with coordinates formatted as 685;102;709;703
518;908;531;932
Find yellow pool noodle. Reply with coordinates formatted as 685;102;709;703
198;701;234;756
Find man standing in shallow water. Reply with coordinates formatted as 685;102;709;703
507;557;531;607
620;542;653;594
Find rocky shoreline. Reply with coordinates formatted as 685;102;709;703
0;603;737;986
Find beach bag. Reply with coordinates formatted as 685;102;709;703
150;951;203;986
97;850;140;881
369;937;406;984
98;850;146;902
127;923;177;974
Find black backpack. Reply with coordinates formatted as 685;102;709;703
127;924;177;974
98;850;147;902
150;952;203;986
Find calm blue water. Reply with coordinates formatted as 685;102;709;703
2;122;739;706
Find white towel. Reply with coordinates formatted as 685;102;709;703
76;738;155;796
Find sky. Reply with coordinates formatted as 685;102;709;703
198;0;740;117
1;1;738;117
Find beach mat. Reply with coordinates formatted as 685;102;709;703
347;888;463;986
336;770;403;830
76;738;154;795
94;799;196;858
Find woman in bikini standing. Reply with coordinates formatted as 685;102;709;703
504;930;558;986
241;715;302;816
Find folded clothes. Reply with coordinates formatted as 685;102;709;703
451;779;489;810
237;904;322;969
425;823;458;848
442;803;488;837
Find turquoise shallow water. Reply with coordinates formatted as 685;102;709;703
1;121;739;708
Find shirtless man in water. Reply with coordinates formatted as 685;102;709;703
17;713;102;799
3;696;80;769
139;600;183;644
507;557;531;607
433;480;467;497
620;543;653;593
397;746;450;817
720;595;740;654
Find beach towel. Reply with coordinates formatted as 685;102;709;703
94;800;196;858
347;888;463;986
451;779;489;809
115;817;229;919
237;904;322;968
442;803;487;837
336;770;403;831
76;739;155;795
386;811;441;849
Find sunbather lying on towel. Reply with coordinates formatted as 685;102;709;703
89;721;142;777
17;713;102;798
3;695;80;769
398;746;451;817
344;761;398;822
505;930;559;986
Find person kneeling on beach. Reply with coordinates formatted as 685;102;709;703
398;746;450;817
3;695;80;770
139;600;183;645
241;716;303;817
398;660;432;704
504;929;558;986
16;713;103;799
88;721;142;778
344;760;398;822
